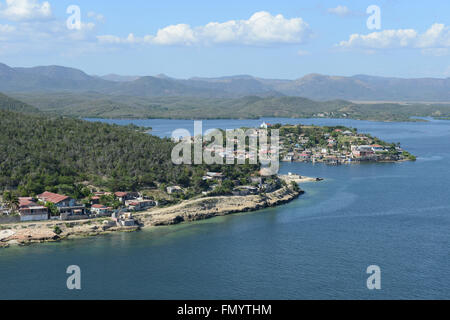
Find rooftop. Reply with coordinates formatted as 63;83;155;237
37;191;69;204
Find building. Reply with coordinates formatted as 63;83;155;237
205;172;224;181
370;144;385;152
232;186;258;196
114;192;128;202
18;198;48;222
351;145;377;160
90;196;100;205
93;191;112;197
113;212;137;227
260;122;272;129
114;192;140;203
90;204;110;216
167;186;183;195
37;191;86;216
125;200;156;212
282;153;294;162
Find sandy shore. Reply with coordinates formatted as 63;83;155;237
0;184;306;248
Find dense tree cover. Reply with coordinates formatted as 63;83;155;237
0;110;259;198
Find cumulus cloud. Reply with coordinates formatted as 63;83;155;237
338;23;450;54
0;0;52;21
328;5;350;17
152;24;197;45
339;29;418;49
97;11;312;46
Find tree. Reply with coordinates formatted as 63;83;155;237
3;191;19;213
45;202;59;217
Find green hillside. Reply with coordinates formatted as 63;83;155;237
0;109;259;197
11;92;450;121
0;92;40;113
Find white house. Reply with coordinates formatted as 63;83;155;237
260;122;272;129
91;204;110;215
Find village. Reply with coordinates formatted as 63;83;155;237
266;122;416;165
0;190;152;224
0;171;285;224
176;122;415;166
0;122;415;225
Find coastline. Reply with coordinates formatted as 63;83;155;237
0;184;305;248
136;184;303;227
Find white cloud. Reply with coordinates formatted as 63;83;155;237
152;24;197;45
416;23;450;48
0;0;52;21
88;11;105;23
97;11;312;46
328;5;350;17
338;23;450;54
339;29;418;49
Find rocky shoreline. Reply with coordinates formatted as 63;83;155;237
0;185;303;248
136;185;303;227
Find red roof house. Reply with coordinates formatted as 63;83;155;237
37;191;69;204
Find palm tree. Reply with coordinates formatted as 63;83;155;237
3;191;19;214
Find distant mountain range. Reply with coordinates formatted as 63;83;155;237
1;62;449;102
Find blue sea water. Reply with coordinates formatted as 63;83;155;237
0;118;449;300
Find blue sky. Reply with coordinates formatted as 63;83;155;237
0;0;449;79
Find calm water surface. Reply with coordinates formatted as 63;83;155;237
1;118;449;299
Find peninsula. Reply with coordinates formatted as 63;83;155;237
0;97;415;247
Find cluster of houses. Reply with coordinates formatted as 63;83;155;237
17;192;87;222
279;128;403;165
172;123;280;164
166;171;278;198
184;123;398;165
10;190;157;223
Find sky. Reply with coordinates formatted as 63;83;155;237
0;0;449;79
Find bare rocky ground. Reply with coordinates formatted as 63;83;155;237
136;185;302;227
0;185;303;248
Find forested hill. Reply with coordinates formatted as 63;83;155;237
0;92;39;113
0;109;258;197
